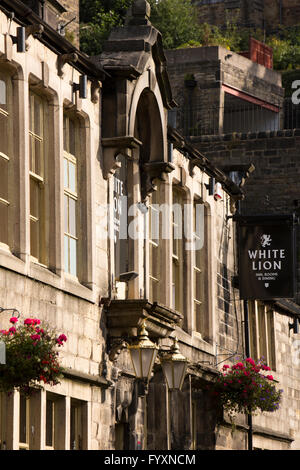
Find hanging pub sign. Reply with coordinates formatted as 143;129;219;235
238;215;297;300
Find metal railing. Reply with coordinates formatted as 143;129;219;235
176;98;300;137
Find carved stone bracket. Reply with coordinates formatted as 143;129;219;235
25;24;44;50
102;136;142;179
57;52;78;77
141;161;175;201
91;80;101;103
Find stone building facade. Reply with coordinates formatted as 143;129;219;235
166;46;284;136
0;0;300;452
195;0;300;32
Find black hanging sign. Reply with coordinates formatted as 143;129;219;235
238;215;297;300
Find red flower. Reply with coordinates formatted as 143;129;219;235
30;334;41;342
245;358;256;366
8;327;16;334
9;317;18;324
267;375;274;381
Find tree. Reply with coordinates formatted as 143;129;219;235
79;0;133;56
79;0;202;55
148;0;201;50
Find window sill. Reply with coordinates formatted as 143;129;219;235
0;245;26;275
0;245;96;304
175;328;215;357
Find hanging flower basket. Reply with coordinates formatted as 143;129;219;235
0;317;67;396
212;358;283;419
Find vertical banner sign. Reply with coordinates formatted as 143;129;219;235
113;154;128;278
238;215;296;300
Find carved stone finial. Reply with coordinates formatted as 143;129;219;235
132;0;151;18
127;0;151;25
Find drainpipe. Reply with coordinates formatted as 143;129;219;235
243;299;253;451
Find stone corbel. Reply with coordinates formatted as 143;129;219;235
108;339;128;362
25;24;44;50
102;136;142;179
57;52;78;77
141;161;175;201
91;80;101;103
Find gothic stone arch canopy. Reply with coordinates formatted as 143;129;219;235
95;0;176;110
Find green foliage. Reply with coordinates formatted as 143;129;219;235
79;0;133;56
266;35;300;71
0;317;67;396
78;0;300;77
148;0;201;50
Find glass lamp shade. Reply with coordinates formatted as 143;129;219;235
129;321;158;380
161;338;188;390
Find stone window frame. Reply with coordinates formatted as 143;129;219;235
28;88;48;266
190;189;212;344
248;300;276;371
62;102;92;289
192;198;205;336
0;70;12;247
70;397;88;450
148;182;161;303
63;112;79;278
171;185;185;314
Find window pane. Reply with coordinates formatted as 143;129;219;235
30;178;39;219
64;235;69;273
258;303;267;361
266;310;276;370
34;138;43;177
248;301;258;361
64;194;68;233
70;402;82;450
0;158;8;201
64;159;68;189
30;218;39;259
0;80;6;106
0;113;8;156
69;118;75;156
0;203;8;245
63;115;67;152
69;161;76;193
194;301;203;335
19;395;28;444
69;237;77;276
34;94;42;137
46;399;54;447
69;198;76;237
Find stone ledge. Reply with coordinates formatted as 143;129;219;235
63;368;111;388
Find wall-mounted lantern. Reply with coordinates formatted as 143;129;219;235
160;337;188;391
128;320;158;381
